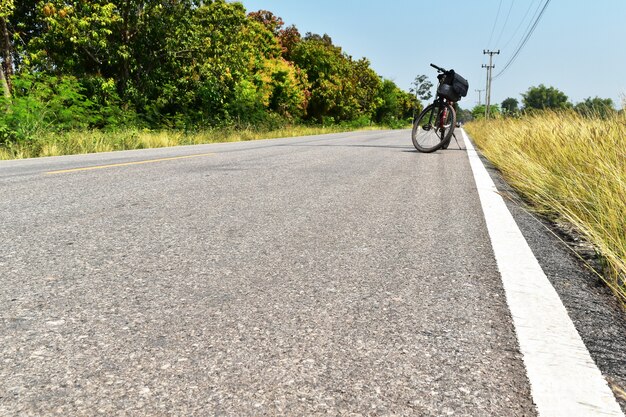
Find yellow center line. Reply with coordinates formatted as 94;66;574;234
45;152;215;175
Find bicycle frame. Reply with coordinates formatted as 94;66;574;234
424;94;455;138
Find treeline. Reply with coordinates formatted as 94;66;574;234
464;84;619;121
0;1;416;143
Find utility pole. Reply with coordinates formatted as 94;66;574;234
475;89;485;106
481;65;489;115
482;50;499;119
481;64;492;118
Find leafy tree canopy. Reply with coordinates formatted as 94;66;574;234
471;104;500;120
522;84;570;110
410;74;433;102
574;96;615;118
0;0;416;141
501;97;519;115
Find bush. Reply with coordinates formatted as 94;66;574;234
0;74;93;143
341;115;372;129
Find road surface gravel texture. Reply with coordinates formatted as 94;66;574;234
0;130;623;416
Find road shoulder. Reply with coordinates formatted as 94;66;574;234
463;129;626;414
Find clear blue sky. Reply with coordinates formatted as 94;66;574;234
237;0;626;109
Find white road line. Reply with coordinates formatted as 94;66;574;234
462;129;624;417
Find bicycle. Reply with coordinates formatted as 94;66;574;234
412;63;469;153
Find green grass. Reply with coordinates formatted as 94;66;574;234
0;124;389;160
466;111;626;306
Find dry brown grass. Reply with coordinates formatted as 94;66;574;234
466;111;626;305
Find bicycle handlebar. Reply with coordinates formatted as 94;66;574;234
430;63;446;72
430;63;453;74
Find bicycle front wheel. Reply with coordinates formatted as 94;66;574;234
411;102;456;153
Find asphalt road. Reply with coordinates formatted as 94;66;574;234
0;130;622;415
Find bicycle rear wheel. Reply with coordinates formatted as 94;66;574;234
411;102;456;153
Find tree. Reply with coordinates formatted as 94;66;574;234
456;107;473;123
352;58;382;119
277;24;300;60
375;79;399;123
247;9;283;35
0;0;14;97
410;74;433;102
501;97;519;116
290;34;356;122
574;97;615;118
522;84;570;110
373;79;415;125
1;1;415;133
471;104;500;119
397;89;419;121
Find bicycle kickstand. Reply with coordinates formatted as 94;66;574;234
452;132;462;150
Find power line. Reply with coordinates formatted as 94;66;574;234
493;0;515;48
500;0;540;51
493;0;552;80
486;0;503;50
494;0;549;78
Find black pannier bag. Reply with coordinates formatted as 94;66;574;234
437;70;469;102
451;71;469;98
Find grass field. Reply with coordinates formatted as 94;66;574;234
0;125;384;160
466;111;626;305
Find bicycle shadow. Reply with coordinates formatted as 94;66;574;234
402;148;467;154
286;143;414;150
285;143;468;152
